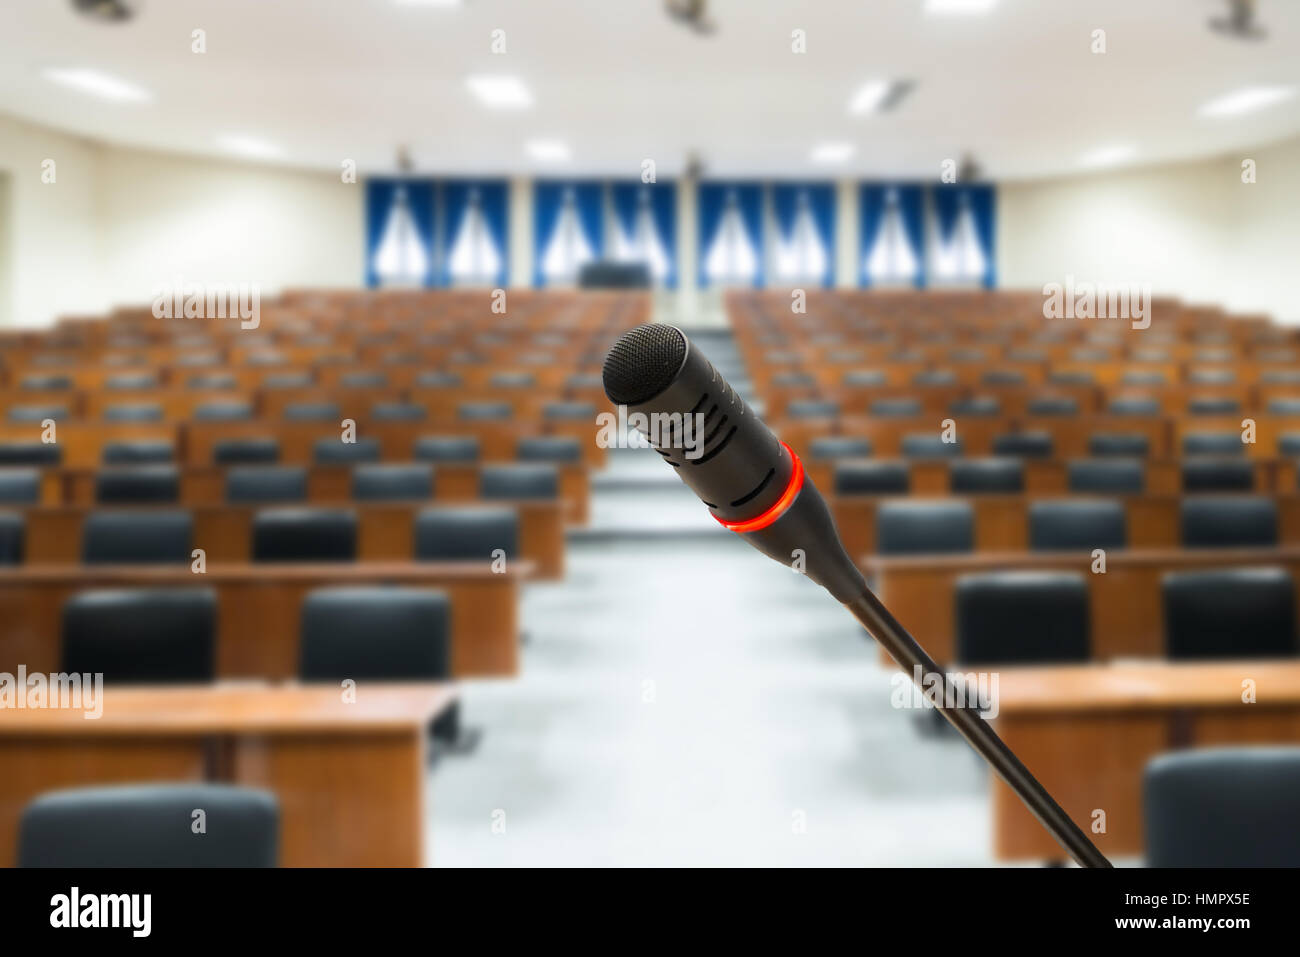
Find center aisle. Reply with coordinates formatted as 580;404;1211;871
428;326;992;866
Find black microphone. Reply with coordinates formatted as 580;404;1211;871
601;322;865;601
602;323;1112;869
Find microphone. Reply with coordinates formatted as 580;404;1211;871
601;322;865;601
603;323;1112;869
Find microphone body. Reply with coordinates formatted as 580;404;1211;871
603;323;866;601
602;322;1112;869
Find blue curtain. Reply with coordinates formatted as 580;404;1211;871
697;182;764;288
365;178;436;288
440;179;509;287
931;184;996;288
770;182;835;288
533;181;604;287
609;181;677;288
859;184;926;288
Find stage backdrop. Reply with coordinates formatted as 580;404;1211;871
930;183;996;289
533;180;604;287
860;184;926;288
365;178;436;288
697;182;765;289
769;182;835;288
608;181;677;288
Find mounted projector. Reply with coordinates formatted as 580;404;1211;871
1209;0;1267;40
665;0;716;36
71;0;140;23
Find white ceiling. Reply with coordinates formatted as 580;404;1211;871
1;0;1298;180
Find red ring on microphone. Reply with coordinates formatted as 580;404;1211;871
714;442;805;534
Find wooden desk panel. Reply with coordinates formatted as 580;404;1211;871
0;683;454;867
0;563;524;678
991;660;1300;860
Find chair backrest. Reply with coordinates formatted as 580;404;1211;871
312;437;381;464
226;466;309;503
543;401;596;421
479;464;559;500
955;571;1090;664
371;402;427;422
833;461;910;495
104;403;163;423
1067;458;1145;493
413;436;481;463
1108;397;1159;416
991;432;1053;458
900;434;963;459
1027;397;1079;416
252;508;357;562
1182;431;1244;457
458;401;512;421
8;404;68;423
351;463;434;501
870;398;922;417
950;458;1024;494
94;466;181;504
82;511;193;563
1188;397;1240;415
0;469;40;505
62;587;217;682
786;400;840;419
1180;496;1278;548
18;784;278;867
0;442;61;466
299;586;450;680
1181;458;1254;492
948;397;1001;417
0;512;24;564
516;437;582;463
809;437;873;460
213;438;281;465
1087;432;1150;458
194;401;254;422
283;401;339;422
102;440;175;465
877;501;974;555
415;507;519;561
1029;499;1127;550
1162;566;1295;659
1144;747;1300;866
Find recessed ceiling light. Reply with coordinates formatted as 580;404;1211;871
811;142;855;164
1078;144;1136;168
924;0;1000;15
466;75;533;109
525;140;571;162
42;68;151;103
1198;85;1296;117
216;135;285;160
848;81;890;115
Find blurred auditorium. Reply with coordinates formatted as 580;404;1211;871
0;0;1299;869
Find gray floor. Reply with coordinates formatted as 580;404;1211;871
429;447;995;867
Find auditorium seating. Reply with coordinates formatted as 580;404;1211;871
1144;748;1300;867
18;784;280;868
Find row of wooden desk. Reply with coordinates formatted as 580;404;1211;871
0;682;456;867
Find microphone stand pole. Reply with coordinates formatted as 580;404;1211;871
845;587;1113;869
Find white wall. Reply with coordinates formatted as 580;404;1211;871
0;113;106;326
998;135;1300;324
95;147;362;311
0;111;361;328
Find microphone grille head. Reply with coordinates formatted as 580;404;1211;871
602;323;688;405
